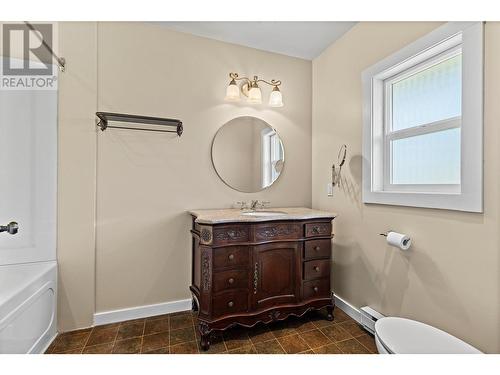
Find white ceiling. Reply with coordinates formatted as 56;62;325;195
159;22;356;60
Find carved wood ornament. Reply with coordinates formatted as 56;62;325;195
200;227;213;245
201;250;211;292
214;228;248;242
256;224;301;240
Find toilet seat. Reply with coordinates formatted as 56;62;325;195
375;333;392;354
374;317;482;354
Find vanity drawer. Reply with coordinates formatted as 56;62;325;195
255;222;302;241
303;259;330;280
213;269;248;292
304;239;331;260
213;246;249;269
302;278;330;300
305;222;332;238
212;291;248;316
213;225;249;245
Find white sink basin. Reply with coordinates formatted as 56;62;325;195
240;211;287;217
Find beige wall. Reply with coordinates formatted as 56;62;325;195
57;22;311;328
312;22;500;353
58;22;98;330
96;23;312;313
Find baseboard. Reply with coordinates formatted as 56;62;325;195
93;298;192;326
334;294;362;323
93;295;359;327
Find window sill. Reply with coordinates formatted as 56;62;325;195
363;189;482;212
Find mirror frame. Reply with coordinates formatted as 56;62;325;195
210;116;285;193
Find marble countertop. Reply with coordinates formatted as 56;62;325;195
189;207;337;224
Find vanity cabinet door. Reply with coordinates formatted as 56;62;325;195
251;242;301;310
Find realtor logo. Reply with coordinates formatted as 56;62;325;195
1;22;58;90
3;23;53;75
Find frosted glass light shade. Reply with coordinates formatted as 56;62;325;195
269;88;283;107
225;82;241;101
247;86;262;104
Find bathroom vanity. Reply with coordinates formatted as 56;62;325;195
189;207;336;350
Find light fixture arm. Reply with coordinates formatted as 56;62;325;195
256;78;281;87
229;72;251;85
228;73;281;87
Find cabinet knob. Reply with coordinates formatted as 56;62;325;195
227;301;234;308
314;266;320;272
228;277;235;284
312;226;320;234
228;254;234;260
314;246;320;251
313;286;319;292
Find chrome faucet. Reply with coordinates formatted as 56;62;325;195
250;200;259;210
250;200;271;210
236;200;271;210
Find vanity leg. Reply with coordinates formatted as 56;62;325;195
198;321;211;351
191;297;198;312
200;334;211;351
326;305;334;321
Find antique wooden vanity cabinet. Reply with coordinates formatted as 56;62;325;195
189;209;336;350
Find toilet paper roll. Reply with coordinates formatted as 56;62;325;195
386;231;411;250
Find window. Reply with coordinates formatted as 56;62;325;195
261;128;284;188
386;49;462;192
362;22;483;212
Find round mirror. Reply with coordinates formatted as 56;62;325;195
211;116;285;193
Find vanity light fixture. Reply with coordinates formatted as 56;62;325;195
268;86;283;108
224;72;283;107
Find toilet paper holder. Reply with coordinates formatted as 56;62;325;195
380;230;412;250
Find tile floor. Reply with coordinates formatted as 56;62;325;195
45;308;377;354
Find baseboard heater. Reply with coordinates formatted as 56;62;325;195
360;306;385;335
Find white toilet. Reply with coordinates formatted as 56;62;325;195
374;317;482;354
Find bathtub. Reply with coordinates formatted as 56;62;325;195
0;261;57;354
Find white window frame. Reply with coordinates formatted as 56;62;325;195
362;22;483;212
261;128;284;187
